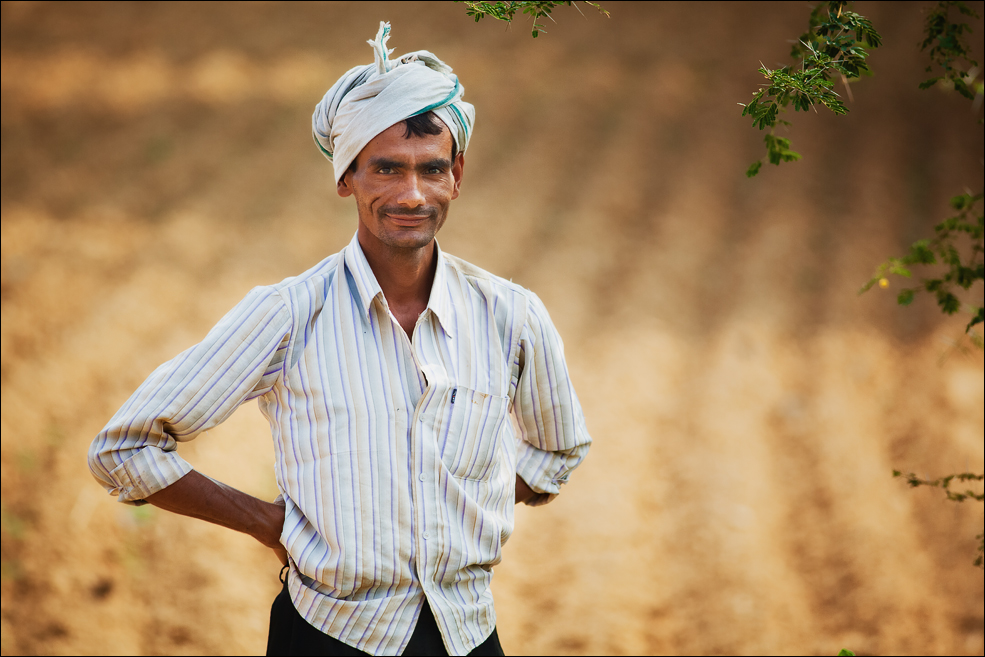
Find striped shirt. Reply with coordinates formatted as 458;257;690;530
88;233;591;656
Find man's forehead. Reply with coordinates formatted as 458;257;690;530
357;122;453;164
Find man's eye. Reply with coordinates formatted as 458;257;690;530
378;167;393;174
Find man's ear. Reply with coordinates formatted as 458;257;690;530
451;152;465;201
337;171;354;198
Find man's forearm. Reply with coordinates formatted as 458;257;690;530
145;470;286;561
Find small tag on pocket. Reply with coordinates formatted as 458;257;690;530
451;388;457;404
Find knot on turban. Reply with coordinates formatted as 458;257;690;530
312;22;475;182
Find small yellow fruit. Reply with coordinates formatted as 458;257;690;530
879;278;889;289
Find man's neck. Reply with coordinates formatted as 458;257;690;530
357;228;437;337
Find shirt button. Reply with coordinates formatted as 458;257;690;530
423;532;431;540
418;473;426;482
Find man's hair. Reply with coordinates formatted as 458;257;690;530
347;111;457;174
402;112;442;138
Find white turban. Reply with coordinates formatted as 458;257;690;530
312;22;475;182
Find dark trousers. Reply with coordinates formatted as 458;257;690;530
266;580;505;656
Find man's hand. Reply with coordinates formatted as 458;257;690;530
515;474;536;504
146;470;287;565
263;496;288;566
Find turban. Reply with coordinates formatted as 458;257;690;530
312;22;475;182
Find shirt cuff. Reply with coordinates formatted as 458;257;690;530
515;441;573;504
107;445;195;504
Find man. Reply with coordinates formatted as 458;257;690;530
88;22;590;656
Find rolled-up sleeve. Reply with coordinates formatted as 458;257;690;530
512;292;591;504
88;285;293;504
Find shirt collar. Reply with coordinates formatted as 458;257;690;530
343;232;456;339
426;240;456;339
343;232;384;318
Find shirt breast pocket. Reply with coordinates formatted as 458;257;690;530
435;386;510;481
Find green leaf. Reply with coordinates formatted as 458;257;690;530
838;650;856;656
966;306;985;331
937;291;961;314
909;240;936;264
888;263;913;277
950;193;974;210
920;0;980;99
746;161;763;178
898;289;915;305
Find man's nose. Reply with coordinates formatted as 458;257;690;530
396;173;426;208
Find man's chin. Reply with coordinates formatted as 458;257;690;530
380;228;436;250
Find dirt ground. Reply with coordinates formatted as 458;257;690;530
1;2;983;655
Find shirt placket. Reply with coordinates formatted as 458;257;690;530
384;303;443;596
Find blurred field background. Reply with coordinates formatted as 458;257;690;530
2;1;983;655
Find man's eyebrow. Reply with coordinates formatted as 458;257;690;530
366;156;453;171
419;158;452;171
367;157;404;170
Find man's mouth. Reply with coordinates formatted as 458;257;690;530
382;209;433;226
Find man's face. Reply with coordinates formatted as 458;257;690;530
338;122;464;253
